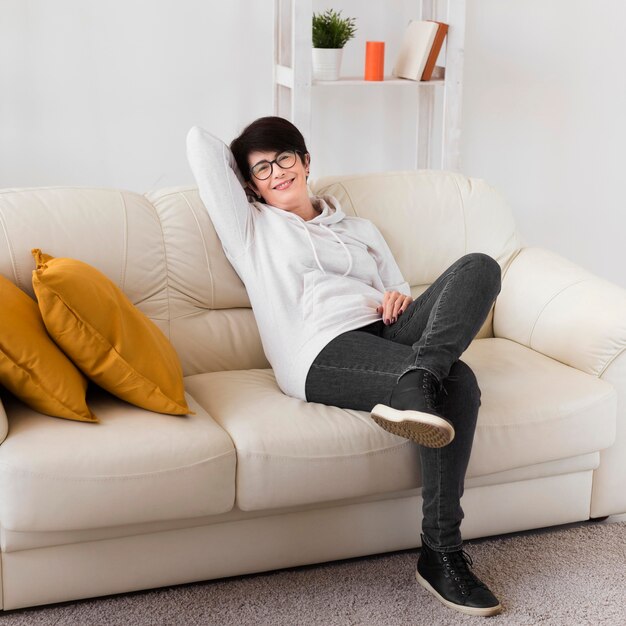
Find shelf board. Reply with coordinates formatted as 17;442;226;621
312;76;444;87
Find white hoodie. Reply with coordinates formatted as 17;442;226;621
186;126;410;400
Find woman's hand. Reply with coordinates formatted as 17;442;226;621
376;291;413;325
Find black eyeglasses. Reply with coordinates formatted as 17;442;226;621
250;150;299;181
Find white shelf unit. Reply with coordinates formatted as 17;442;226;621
272;0;466;172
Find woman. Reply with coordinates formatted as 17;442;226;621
187;116;503;617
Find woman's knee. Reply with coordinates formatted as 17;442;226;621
460;252;501;298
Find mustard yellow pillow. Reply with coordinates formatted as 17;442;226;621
0;274;97;422
31;250;191;415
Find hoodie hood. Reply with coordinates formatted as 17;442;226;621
300;195;352;276
308;194;346;225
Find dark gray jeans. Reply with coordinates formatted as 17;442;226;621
305;253;502;552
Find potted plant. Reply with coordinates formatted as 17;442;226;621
312;9;357;81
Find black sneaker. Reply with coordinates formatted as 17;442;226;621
370;369;454;447
416;535;502;617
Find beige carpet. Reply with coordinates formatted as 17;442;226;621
2;520;625;625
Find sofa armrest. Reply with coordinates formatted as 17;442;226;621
591;349;626;516
0;397;8;444
493;247;626;377
494;246;626;517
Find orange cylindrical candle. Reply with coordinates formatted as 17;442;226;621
364;41;385;81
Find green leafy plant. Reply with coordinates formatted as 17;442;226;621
312;9;357;49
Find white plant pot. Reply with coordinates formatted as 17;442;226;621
312;48;343;81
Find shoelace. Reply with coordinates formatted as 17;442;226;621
441;549;485;596
423;372;448;406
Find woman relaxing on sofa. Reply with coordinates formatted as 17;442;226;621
187;116;502;617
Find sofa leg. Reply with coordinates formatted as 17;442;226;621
588;515;609;522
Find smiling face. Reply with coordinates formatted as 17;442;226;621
247;149;312;215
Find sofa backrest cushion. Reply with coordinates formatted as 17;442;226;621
310;170;522;341
0;186;170;333
144;186;269;376
311;170;522;289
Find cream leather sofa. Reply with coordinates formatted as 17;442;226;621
0;170;623;611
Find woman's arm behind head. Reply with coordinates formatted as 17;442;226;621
186;125;255;258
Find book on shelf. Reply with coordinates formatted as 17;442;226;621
421;21;448;80
392;20;448;81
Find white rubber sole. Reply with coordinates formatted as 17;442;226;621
416;570;503;617
370;404;455;448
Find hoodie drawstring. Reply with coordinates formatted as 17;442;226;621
300;222;327;275
320;223;353;277
297;221;353;278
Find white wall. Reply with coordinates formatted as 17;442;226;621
461;0;626;288
0;0;274;192
1;0;624;287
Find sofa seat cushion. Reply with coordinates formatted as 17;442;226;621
0;452;599;554
185;370;422;511
462;338;616;476
0;389;236;532
185;337;616;512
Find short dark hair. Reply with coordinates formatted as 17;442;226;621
230;116;309;183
